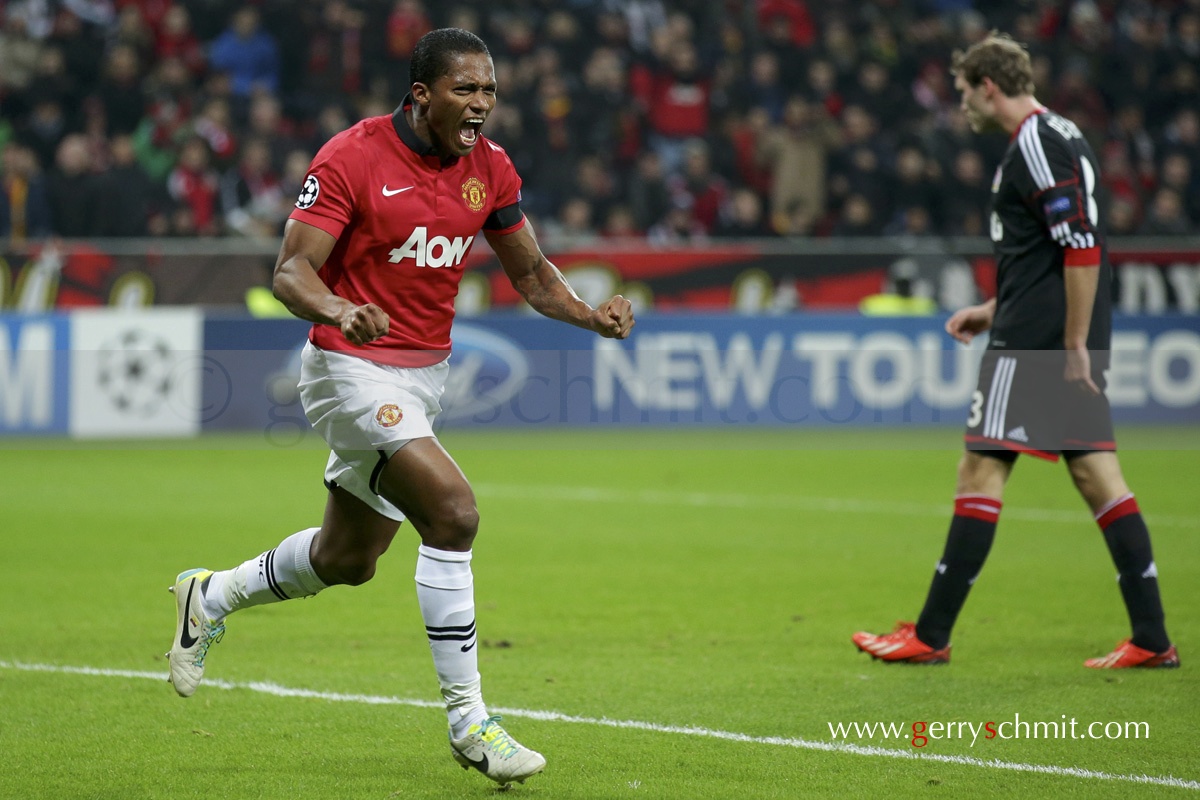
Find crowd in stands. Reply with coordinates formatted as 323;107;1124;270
1;0;1199;244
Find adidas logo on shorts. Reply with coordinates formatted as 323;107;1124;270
1006;426;1029;443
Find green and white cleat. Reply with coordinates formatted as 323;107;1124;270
166;568;225;698
449;715;546;786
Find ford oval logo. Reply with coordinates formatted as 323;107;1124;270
442;323;531;421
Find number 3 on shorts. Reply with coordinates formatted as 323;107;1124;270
967;389;984;428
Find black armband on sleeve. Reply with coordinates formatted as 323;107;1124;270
483;201;524;231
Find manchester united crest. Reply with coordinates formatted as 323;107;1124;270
461;177;486;212
375;404;403;427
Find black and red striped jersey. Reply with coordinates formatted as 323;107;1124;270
987;108;1111;356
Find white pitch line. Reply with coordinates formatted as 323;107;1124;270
2;660;1197;791
472;483;1196;528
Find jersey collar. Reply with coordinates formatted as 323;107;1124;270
1009;105;1047;142
392;94;459;164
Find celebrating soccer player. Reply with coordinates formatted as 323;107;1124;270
166;27;634;787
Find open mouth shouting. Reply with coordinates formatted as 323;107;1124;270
458;117;485;150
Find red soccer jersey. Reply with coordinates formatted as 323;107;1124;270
290;101;525;366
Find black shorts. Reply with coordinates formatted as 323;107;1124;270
963;350;1115;462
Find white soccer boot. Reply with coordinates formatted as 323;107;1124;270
449;715;546;785
166;568;225;697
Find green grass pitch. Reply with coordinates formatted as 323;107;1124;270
1;427;1197;799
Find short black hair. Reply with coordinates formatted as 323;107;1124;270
410;28;490;88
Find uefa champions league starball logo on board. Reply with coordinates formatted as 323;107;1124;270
95;328;176;414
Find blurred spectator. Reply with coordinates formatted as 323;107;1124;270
942;148;990;236
757;0;816;50
631;34;711;173
777;197;817;237
98;133;166;236
829;105;891;220
1159;151;1200;225
802;58;844;119
539;197;599;248
46;8;106;84
244;93;301;172
0;10;42;109
574;155;621;225
887;145;943;234
190;96;238;166
47;134;105;236
1;0;1199;244
613;0;667;55
667;138;727;233
601;204;640;239
111;3;155;65
714;187;774;238
720;106;772;196
23;46;80;115
134;55;198;180
167;135;219;236
1050;62;1108;138
96;44;145;135
0;141;52;240
647;195;707;244
758;95;840;234
155;4;205;78
299;1;366;106
307;102;352;154
848;61;909;129
744;51;788;122
543;9;588;73
382;0;432;95
1108;195;1140;237
1161;109;1200;167
831;193;880;237
277;146;314;225
18;98;71;170
220;136;283;239
1108;104;1157;191
821;17;859;75
1148;63;1200;135
574;46;639;166
1138;188;1193;236
626;149;672;232
884;204;936;238
208;7;280;99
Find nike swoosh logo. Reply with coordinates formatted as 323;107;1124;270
461;640;477;653
462;751;488;771
179;580;199;649
382;185;414;197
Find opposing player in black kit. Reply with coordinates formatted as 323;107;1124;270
852;33;1178;668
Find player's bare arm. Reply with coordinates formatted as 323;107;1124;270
945;298;995;344
1063;261;1101;394
273;219;389;345
485;223;635;339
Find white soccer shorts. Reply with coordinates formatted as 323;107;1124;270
299;341;449;521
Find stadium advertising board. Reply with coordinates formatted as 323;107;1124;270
0;315;70;434
0;309;202;437
194;314;1199;434
1;311;1195;437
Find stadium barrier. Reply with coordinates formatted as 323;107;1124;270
2;310;1197;437
1;236;1198;314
